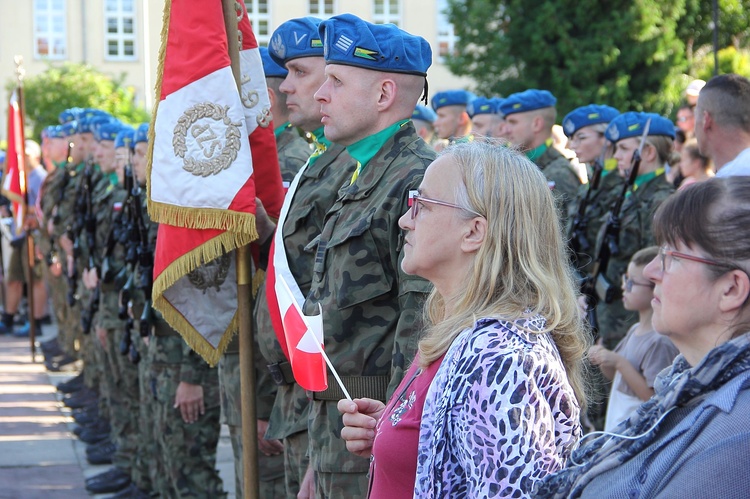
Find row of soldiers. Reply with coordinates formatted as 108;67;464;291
37;111;226;497
30;11;750;499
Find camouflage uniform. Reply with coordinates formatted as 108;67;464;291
303;122;434;497
93;176;141;476
536;144;582;229
38;165;72;352
276;124;312;183
567;170;625;275
129;193;161;494
149;328;225;499
218;122;308;498
595;173;675;349
259;141;356;497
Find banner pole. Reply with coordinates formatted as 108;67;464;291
221;2;259;498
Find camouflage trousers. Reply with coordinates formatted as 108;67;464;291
315;470;369;499
150;336;225;499
42;263;73;354
107;326;140;473
131;334;158;494
218;353;285;498
284;431;309;499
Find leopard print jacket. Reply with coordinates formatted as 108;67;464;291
414;316;581;498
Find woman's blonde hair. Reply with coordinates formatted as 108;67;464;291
417;141;591;409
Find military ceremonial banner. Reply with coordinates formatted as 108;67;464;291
149;0;280;365
2;88;26;236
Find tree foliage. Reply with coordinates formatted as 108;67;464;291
444;0;750;118
12;63;149;140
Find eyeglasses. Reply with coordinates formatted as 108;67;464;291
621;275;655;293
658;246;728;273
407;190;483;219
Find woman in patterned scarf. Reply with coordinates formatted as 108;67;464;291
536;176;750;498
337;140;590;498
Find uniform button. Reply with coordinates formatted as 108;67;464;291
628;490;639;499
638;471;647;483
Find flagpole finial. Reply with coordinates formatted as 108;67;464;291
13;55;25;85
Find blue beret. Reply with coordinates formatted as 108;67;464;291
114;126;136;149
268;17;324;66
319;14;431;76
562;105;620;137
59;107;84;124
605;112;676;142
60;121;78;137
499;89;557;116
259;47;288;79
432;90;474;111
134;123;149;145
412;104;436;123
467;97;500;117
44;125;66;139
94;122;123;142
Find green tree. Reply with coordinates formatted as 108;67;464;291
445;0;688;117
12;63;149;140
679;0;750;65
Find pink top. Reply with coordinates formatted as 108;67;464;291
368;354;444;498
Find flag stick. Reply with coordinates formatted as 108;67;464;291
278;278;352;401
13;56;37;361
221;1;259;498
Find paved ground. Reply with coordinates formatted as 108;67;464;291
0;327;235;498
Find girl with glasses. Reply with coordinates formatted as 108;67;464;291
588;246;678;431
337;141;590;497
537;177;750;498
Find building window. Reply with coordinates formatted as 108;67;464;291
437;0;458;61
373;0;401;27
245;0;271;45
308;0;335;18
105;0;136;60
33;0;67;60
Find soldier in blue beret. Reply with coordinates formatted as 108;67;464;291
468;96;504;139
430;89;474;142
593;111;676;351
132;124;149;185
310;12;435;498
258;46;310;184
562;104;624;278
500;89;581;226
258;16;358;499
412;104;437;146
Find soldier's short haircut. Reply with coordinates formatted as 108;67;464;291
700;74;750;131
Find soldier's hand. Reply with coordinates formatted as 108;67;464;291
47;219;55;237
95;327;108;349
298;465;315;499
59;235;73;256
174;382;205;424
337;398;385;458
257;419;284;456
254;197;276;243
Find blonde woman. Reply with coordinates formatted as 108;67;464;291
677;139;714;190
337;141;590;498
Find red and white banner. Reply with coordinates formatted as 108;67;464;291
148;0;281;365
2;88;26;237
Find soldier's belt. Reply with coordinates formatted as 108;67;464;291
267;361;295;386
312;375;389;403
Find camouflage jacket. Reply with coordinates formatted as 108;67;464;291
598;173;675;286
567;171;624;274
260;143;356;440
94;180;128;329
276;125;312;184
536;145;581;229
304;122;435;472
39;167;66;231
51;162;84;239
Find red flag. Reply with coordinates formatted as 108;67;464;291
276;273;327;391
148;0;280;365
2;89;26;236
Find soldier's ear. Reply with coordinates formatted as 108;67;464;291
267;86;277;108
377;78;397;112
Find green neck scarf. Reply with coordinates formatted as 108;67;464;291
348;119;409;184
274;122;291;139
525;138;553;163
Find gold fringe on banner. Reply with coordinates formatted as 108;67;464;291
149;200;257;233
152;228;256;366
